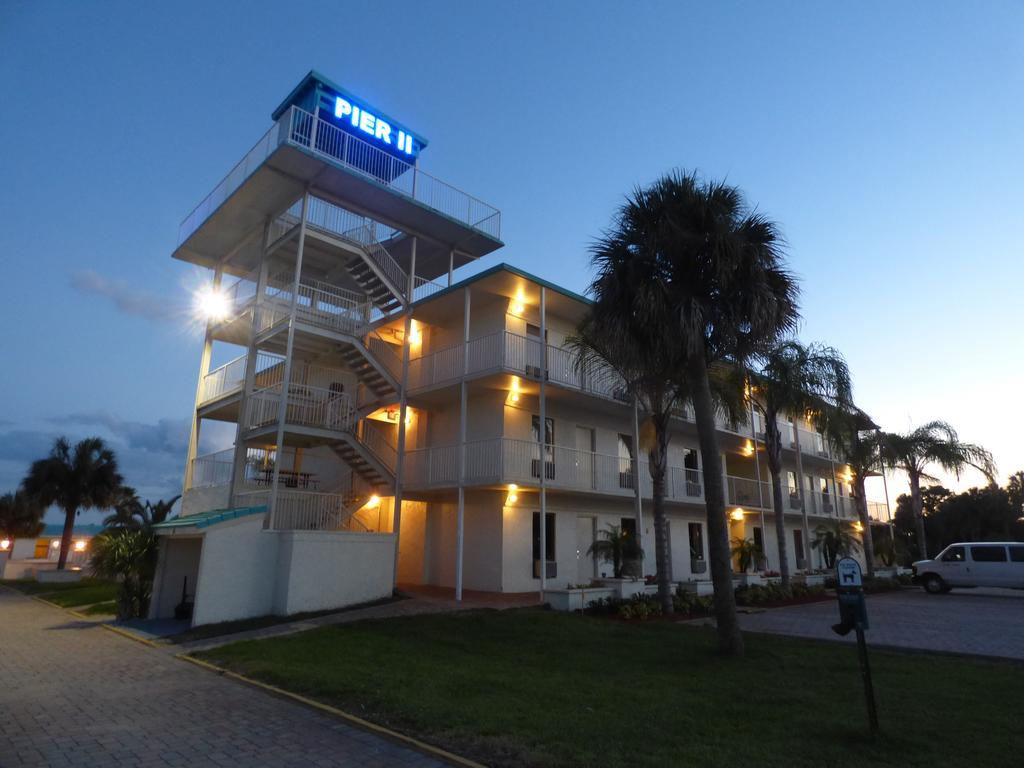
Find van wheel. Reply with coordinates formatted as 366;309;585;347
922;574;946;594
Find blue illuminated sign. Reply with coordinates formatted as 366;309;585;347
332;97;416;156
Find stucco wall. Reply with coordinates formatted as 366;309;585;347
151;536;203;618
272;531;395;615
191;516;279;626
181;485;230;517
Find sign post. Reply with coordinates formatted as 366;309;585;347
831;557;879;735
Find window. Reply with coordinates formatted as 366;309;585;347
819;477;830;495
532;512;556;576
786;471;798;495
617;434;634;489
793;529;804;560
940;546;965;562
753;527;764;553
970;545;1007;563
34;539;49;559
688;523;705;561
531;416;554;479
620;518;637;540
1009;546;1024;563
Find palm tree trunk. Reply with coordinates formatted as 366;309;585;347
910;471;927;559
855;477;875;577
765;419;790;590
689;355;743;656
57;506;75;570
650;416;673;615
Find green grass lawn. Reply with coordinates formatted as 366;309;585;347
80;600;118;616
1;577;119;607
195;610;1023;768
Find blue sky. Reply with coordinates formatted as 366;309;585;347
2;1;1021;522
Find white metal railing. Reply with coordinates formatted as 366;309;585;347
246;385;355;433
726;475;771;508
178;120;288;245
796;427;830;458
178;106;500;247
866;500;889;522
200;355;247;403
404;437;701;502
287;107;501;239
190;449;235;489
361;419;398;472
412;276;447;303
366;330;403;382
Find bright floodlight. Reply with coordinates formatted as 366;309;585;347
196;284;231;322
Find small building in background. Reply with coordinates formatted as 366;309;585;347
0;523;103;580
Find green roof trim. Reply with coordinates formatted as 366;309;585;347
153;505;267;531
412;263;593;309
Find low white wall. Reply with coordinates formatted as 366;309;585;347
273;531;395;615
191;516;278;627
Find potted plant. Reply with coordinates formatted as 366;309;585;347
731;537;764;586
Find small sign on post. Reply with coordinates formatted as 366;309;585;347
831;557;879;735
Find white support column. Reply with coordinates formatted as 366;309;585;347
537;286;548;597
183;267;223;494
447;249;454;287
750;400;767;568
268;192;309;529
631;396;645;562
229;224;272;506
791;422;811;567
392;237;417;585
456;285;470;600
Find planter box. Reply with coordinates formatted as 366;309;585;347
873;567;898;579
734;573;762;587
802;574;825;587
678;580;715;597
544;587;615;612
595;578;648;600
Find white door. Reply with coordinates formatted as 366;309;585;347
576;516;596;583
575;427;595;489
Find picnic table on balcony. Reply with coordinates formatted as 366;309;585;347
253;469;318;489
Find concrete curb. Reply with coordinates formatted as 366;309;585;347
178;654;487;768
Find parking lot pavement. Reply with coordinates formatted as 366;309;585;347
735;587;1024;660
0;587;450;768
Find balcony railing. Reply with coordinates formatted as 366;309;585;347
179;106;501;247
199;351;284;405
404;438;703;502
726;475;771;509
246;385;356;433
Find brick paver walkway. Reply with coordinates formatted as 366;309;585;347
0;587;448;767
733;587;1024;659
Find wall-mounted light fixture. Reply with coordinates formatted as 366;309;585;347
506;483;519;505
730;508;745;522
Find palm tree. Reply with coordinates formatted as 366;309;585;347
880;422;995;558
22;437;122;569
587;524;644;579
645;170;799;656
730;537;763;574
811;520;861;569
102;486;144;530
141;495;180;529
571;247;691;615
824;409;882;577
0;491;45;538
749;341;852;590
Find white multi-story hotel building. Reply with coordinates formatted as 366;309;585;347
151;72;886;626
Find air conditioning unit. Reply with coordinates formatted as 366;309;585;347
533;560;557;579
525;365;542;378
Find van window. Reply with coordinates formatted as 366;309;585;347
940;546;965;562
970;545;1007;563
1009;546;1024;563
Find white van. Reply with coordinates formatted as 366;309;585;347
912;542;1024;593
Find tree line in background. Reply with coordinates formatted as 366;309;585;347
570;169;1000;657
0;436;179;618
